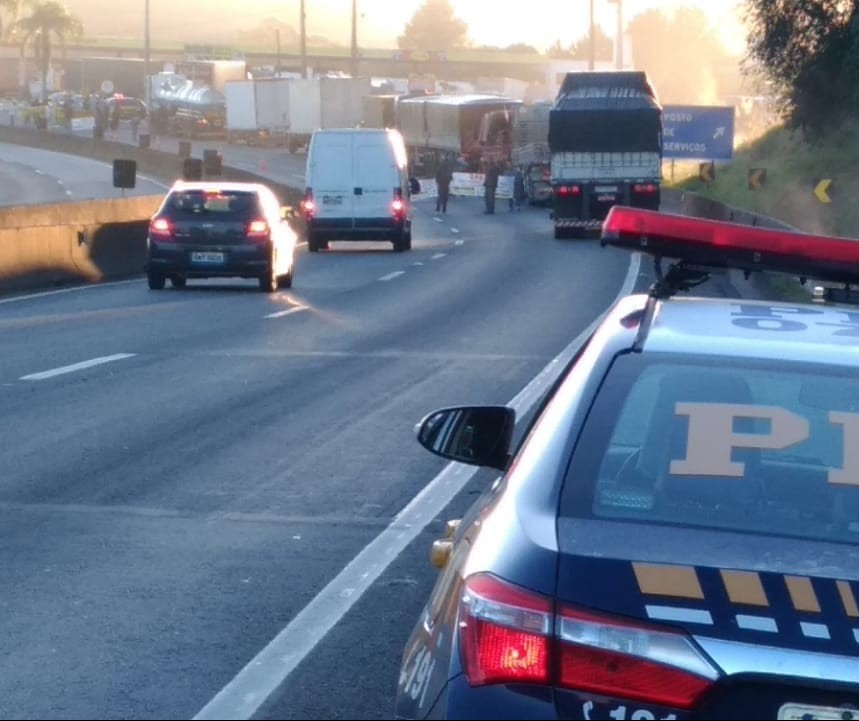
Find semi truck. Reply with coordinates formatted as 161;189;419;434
512;101;552;205
548;71;662;238
394;93;520;176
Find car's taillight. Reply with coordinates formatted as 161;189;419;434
557;606;718;709
149;217;174;241
247;219;269;241
459;574;552;686
459;574;719;710
633;183;659;194
557;185;581;196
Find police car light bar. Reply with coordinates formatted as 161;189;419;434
601;206;859;287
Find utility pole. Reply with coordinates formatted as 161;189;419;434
144;0;150;114
608;0;623;69
300;0;307;78
350;0;358;77
275;28;281;75
589;0;595;70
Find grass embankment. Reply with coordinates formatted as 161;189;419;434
669;122;859;302
673;121;859;239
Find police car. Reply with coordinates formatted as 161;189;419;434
396;207;859;720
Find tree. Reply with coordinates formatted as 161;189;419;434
13;1;83;102
505;43;538;54
398;0;468;52
627;7;733;105
568;25;613;62
0;0;19;40
745;0;859;134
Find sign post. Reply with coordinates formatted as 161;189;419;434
662;105;735;162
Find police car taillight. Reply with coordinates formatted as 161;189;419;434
601;206;859;286
459;573;720;707
459;574;551;686
556;605;719;709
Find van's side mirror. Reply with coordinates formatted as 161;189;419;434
409;177;421;195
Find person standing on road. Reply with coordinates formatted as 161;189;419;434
435;156;453;214
483;159;499;214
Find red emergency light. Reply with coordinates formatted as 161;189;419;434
601;206;859;287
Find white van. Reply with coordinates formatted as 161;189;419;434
302;128;415;252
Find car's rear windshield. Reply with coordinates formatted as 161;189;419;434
561;352;859;544
165;190;261;217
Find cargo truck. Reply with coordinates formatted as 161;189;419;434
394;93;520;176
548;71;662;238
224;78;291;145
283;76;372;154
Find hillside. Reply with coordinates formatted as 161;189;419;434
676;122;859;239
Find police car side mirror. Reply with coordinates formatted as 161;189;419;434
416;405;515;471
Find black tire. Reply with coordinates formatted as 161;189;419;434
394;230;411;252
259;259;278;293
554;225;564;240
148;271;165;290
170;276;186;289
278;266;293;289
307;233;319;253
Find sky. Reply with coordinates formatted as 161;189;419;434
219;0;750;56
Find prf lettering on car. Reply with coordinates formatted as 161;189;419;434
731;304;859;337
671;402;859;485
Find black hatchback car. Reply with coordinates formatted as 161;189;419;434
397;207;859;720
146;181;298;292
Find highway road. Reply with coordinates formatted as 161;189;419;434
0;141;168;205
0;144;762;719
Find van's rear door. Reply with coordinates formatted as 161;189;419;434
353;134;396;227
309;132;354;225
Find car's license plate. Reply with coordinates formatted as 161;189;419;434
191;251;224;264
778;703;858;720
595;185;619;193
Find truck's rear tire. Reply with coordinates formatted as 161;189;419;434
554;225;564;240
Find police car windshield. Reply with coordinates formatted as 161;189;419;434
562;353;859;545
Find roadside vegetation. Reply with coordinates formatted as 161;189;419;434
674;121;859;239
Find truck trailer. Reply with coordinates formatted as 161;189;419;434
548;71;662;238
395;93;520;176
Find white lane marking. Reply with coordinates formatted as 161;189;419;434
432;216;443;223
454;239;464;246
193;252;642;721
431;253;446;260
34;169;44;174
265;305;307;319
20;353;136;381
450;227;459;234
379;271;405;282
411;262;424;266
0;278;141;305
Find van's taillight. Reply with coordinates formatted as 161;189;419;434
301;189;315;218
247;219;269;241
391;198;405;216
459;574;719;710
633;183;659;194
149;217;174;240
557;185;581;196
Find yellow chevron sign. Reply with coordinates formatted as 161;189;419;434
814;179;833;204
699;161;715;183
748;167;767;190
